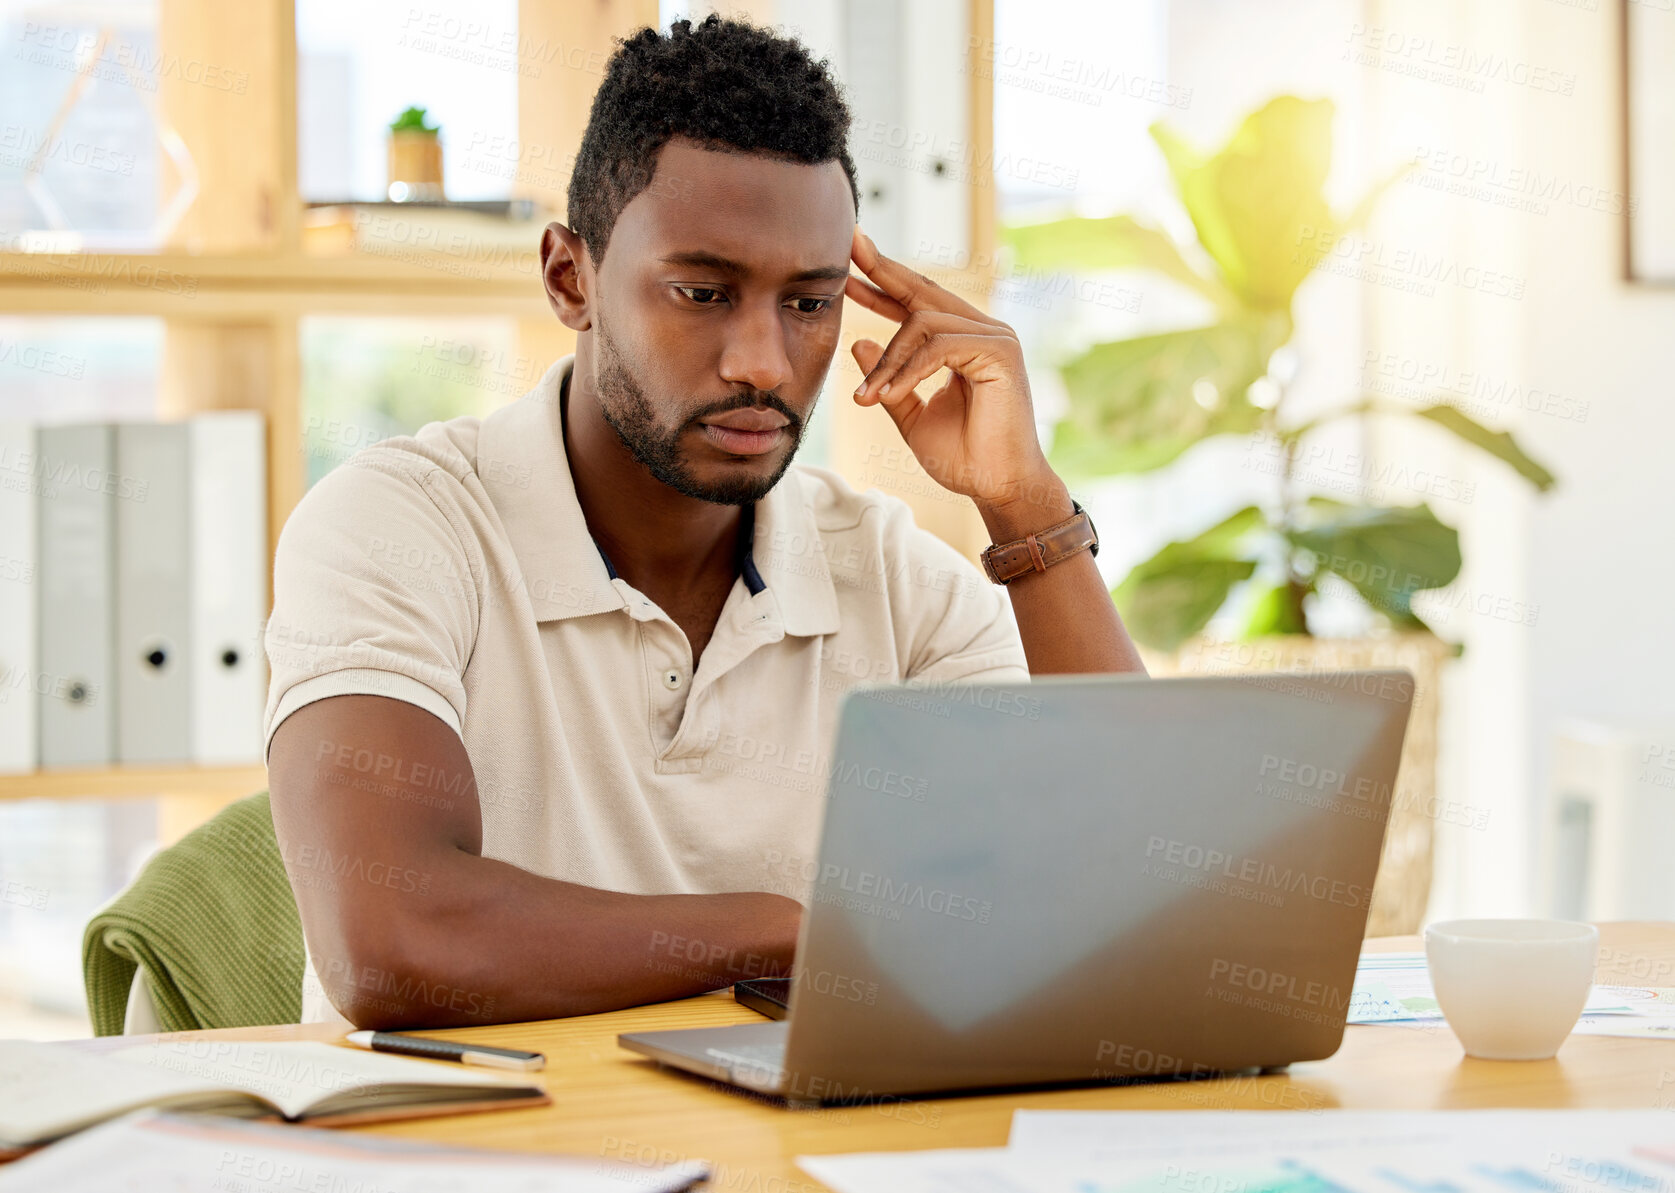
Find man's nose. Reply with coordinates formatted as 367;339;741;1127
717;300;794;394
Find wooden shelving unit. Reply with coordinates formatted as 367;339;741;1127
0;766;268;803
0;0;616;813
0;252;549;312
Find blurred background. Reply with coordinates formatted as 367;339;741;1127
1;0;1670;1038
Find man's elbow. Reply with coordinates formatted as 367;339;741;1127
305;930;400;1030
311;912;496;1030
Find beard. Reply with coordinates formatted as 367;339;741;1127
592;317;808;507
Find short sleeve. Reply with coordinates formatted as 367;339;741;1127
878;499;1030;686
263;453;479;757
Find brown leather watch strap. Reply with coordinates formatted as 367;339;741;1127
980;500;1099;585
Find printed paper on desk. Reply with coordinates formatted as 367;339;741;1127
810;1110;1675;1193
799;1148;1317;1193
1006;1108;1675;1159
1298;1140;1675;1193
1347;952;1635;1025
1570;986;1675;1037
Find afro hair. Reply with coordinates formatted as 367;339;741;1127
566;13;860;263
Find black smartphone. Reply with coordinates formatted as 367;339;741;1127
733;977;792;1020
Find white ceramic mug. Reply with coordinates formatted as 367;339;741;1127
1423;918;1599;1060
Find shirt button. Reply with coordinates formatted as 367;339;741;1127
662;669;684;691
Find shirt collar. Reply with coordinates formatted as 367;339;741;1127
593;502;763;598
476;354;839;636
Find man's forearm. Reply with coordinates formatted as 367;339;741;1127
316;852;802;1029
975;475;1147;676
269;695;803;1031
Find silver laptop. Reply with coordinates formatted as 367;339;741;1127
620;671;1413;1104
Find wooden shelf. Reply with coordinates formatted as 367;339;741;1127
0;250;550;317
0;765;267;803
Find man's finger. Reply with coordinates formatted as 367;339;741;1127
857;366;929;437
850;337;886;373
852;336;930;431
845;274;909;323
851;338;910;410
855;312;999;403
878;332;1016;414
851;228;998;325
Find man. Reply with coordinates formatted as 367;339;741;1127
266;14;1144;1029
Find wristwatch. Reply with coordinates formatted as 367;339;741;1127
980;499;1099;585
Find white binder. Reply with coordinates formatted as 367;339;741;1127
115;421;192;763
37;423;115;768
189;412;268;764
0;422;38;773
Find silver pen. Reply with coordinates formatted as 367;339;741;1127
344;1029;546;1071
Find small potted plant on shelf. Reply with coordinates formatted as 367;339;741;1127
1002;95;1557;935
387;105;444;202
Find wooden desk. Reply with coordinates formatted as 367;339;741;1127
142;923;1675;1191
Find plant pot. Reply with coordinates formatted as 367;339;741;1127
1142;632;1451;937
387;131;444;202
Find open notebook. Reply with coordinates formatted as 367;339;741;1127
0;1111;707;1193
0;1039;549;1150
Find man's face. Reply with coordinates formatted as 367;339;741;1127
585;137;856;505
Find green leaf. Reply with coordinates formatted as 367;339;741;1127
1285;399;1558;492
1049;314;1290;479
1241;579;1311;637
1412;404;1557;491
1112;506;1268;650
1116;559;1258;652
1151;96;1337;312
1191;503;1271;551
1151;122;1205;207
1000;215;1231;308
1287;503;1462;622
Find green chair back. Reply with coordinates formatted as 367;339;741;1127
82;791;303;1034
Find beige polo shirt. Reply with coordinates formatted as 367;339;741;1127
264;356;1028;1023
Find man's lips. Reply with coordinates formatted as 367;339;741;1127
700;408;789;432
696;407;791;457
698;423;785;456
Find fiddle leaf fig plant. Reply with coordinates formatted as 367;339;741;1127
1003;95;1555;652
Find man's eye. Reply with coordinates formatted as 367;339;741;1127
677;286;726;304
790;297;833;315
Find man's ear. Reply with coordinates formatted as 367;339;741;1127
540;222;592;331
